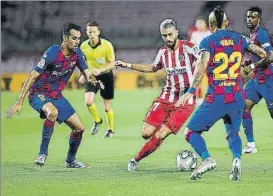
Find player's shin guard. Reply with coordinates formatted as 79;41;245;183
105;108;114;131
186;130;210;161
39;119;55;155
66;131;83;163
134;135;163;162
242;111;254;142
228;132;242;159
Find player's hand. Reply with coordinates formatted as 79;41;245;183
115;60;128;68
175;92;193;107
79;74;86;84
5;101;22;119
92;68;102;76
96;80;105;90
243;65;252;75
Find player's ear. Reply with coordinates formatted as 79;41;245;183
176;29;179;36
225;20;230;28
98;29;101;36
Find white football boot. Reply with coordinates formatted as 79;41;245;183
190;157;217;180
242;142;257;154
229;157;241;181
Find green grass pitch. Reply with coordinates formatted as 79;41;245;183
2;89;273;196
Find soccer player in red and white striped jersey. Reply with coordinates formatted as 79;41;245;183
116;19;200;171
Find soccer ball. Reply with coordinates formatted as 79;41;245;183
176;150;198;171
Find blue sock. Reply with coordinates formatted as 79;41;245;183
242;111;254;142
186;131;210;161
228;132;242;159
39;119;55;155
66;131;83;163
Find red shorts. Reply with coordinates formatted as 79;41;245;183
144;100;195;134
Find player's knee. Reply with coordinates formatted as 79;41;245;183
155;129;170;140
142;131;152;140
85;100;94;107
75;124;85;132
103;100;111;111
48;109;58;121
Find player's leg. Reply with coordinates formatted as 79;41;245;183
100;71;115;138
85;82;102;135
128;101;168;171
64;113;88;168
128;122;159;171
29;94;58;166
264;80;273;119
185;102;221;180
225;101;245;181
242;79;260;153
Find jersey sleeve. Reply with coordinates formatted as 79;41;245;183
76;49;88;71
199;37;210;53
33;46;55;73
257;29;273;53
184;41;200;59
106;42;115;62
152;49;164;71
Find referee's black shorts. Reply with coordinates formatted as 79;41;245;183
85;71;114;100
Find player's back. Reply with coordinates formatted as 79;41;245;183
199;29;249;104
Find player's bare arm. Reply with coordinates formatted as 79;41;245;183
92;60;115;76
175;51;210;107
244;44;273;74
115;60;157;72
190;51;210;89
5;70;40;118
82;69;104;89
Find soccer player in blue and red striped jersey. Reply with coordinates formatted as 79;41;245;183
6;23;103;168
242;6;273;154
176;6;272;181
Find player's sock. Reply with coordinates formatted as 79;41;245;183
105;108;114;131
66;131;83;163
134;135;163;162
88;104;101;123
39;119;55;155
186;130;210;161
242;111;254;142
228;132;242;159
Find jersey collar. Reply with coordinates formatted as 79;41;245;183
88;39;102;49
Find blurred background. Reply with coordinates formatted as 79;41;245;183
1;1;273;92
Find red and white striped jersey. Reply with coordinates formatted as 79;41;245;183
153;40;199;104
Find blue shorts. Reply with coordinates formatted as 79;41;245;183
187;93;245;132
245;78;273;110
28;93;75;124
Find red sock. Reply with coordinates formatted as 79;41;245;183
134;136;163;162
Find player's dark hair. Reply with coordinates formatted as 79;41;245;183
86;21;100;30
247;6;262;16
160;19;177;30
213;6;224;28
62;22;81;36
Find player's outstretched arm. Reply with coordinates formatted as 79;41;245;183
5;70;40;118
82;69;104;89
115;60;157;73
92;60;115;76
